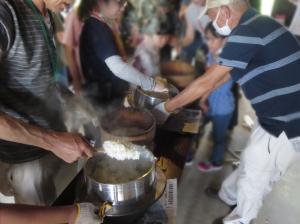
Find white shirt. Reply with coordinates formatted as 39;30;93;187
132;41;160;77
290;0;300;36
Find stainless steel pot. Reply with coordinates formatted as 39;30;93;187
160;60;196;89
100;108;156;147
132;84;178;110
84;148;156;206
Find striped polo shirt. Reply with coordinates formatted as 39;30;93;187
0;0;65;163
217;8;300;139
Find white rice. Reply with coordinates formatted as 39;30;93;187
103;141;142;161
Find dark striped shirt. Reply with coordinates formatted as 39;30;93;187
0;0;65;163
217;8;300;138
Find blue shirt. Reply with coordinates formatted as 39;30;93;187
207;52;235;116
217;8;300;138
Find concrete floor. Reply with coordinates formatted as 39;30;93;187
177;93;253;224
177;94;300;224
177;124;249;224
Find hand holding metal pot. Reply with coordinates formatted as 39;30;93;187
73;203;108;224
124;78;178;124
132;82;178;109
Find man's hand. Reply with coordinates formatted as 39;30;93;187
70;203;101;224
44;132;94;163
200;100;209;113
199;92;210;113
165;65;232;113
151;102;170;125
0;115;93;163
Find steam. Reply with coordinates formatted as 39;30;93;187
54;84;101;134
54;84;132;149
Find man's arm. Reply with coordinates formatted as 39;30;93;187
63;12;84;95
165;64;232;112
0;203;100;224
0;204;76;224
181;19;195;47
0;114;93;163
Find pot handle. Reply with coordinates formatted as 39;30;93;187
99;201;113;223
156;157;168;173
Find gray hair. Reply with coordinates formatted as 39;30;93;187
229;0;250;10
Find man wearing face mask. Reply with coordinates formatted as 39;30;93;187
153;0;300;223
0;0;96;205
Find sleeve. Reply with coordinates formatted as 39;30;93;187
132;56;146;75
133;49;154;76
105;55;156;91
0;2;14;58
217;26;262;70
85;19;119;61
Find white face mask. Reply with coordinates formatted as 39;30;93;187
213;8;232;36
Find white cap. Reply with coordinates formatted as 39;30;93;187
205;0;235;9
199;0;235;18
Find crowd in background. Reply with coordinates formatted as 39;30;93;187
0;0;300;223
55;0;300;93
51;0;300;172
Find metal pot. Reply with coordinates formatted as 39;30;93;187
84;148;156;206
132;83;178;110
100;108;156;147
161;60;196;89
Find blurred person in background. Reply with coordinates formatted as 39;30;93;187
289;0;300;41
178;0;191;20
120;0;142;49
63;0;85;95
178;0;210;64
64;0;127;96
79;0;167;107
53;13;69;87
197;22;235;172
132;17;171;77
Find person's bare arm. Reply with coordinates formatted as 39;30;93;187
181;19;195;47
165;65;232;112
178;3;188;20
0;114;93;163
65;45;83;95
0;204;77;224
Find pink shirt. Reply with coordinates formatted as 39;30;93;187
63;10;83;75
